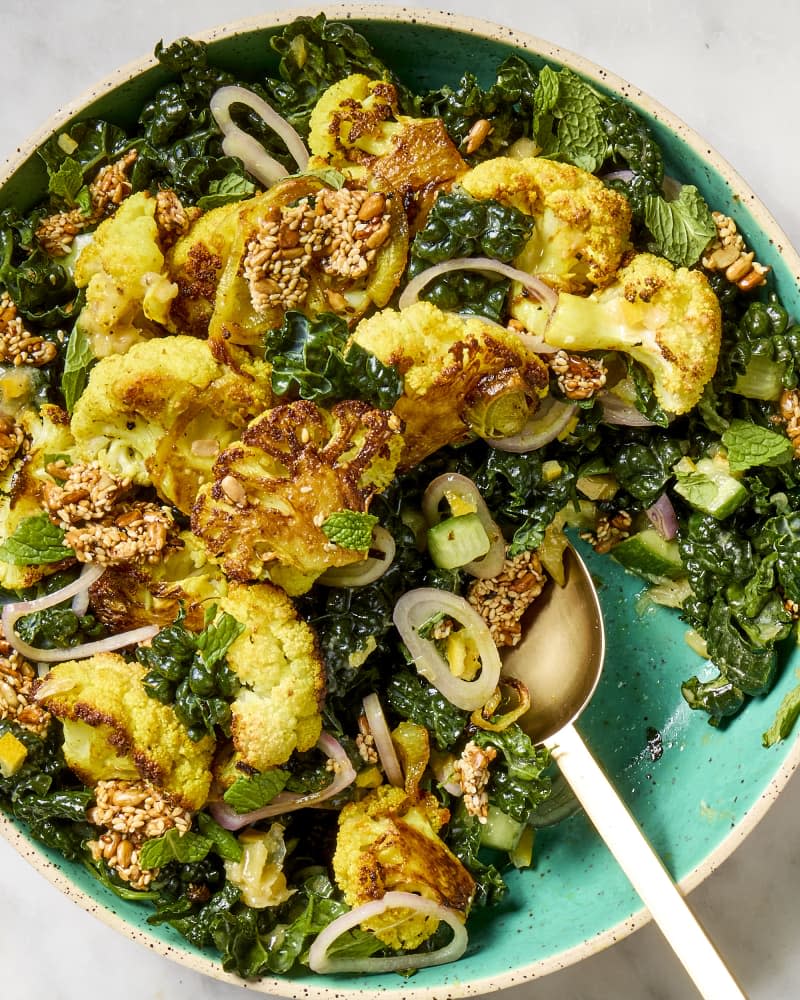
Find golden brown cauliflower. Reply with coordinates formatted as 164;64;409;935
70;335;272;513
35;652;214;810
332;785;475;950
219;582;325;774
348;300;549;466
461;156;632;292
191;399;403;591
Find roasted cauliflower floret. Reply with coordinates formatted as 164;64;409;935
70;335;271;513
219;581;324;774
88;530;228;633
349;300;549;466
73;191;178;357
461;156;632;292
191;399;404;589
308;74;467;219
332;785;475;950
208;176;408;349
533;252;722;414
35;652;214;810
0;404;75;590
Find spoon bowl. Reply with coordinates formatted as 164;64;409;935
503;543;745;1000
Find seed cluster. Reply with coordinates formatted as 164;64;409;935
242;187;392;312
549;350;607;400
356;731;379;765
35;151;139;257
87;778;192;890
42;461;173;565
0;629;50;737
467;549;547;647
154;189;202;249
702;211;770;291
0;414;25;473
0;292;58;368
581;510;633;555
453;740;497;823
778;389;800;458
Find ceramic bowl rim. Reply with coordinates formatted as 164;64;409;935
2;5;799;997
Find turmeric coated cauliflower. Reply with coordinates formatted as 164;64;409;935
219;581;325;774
35;652;214;810
461;156;632;292
349;300;549;466
535;252;722;414
332;785;475;950
308;74;466;219
73;191;178;357
191;399;404;590
70;335;271;513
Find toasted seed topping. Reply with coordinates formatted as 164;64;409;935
467;549;547;648
702;211;770;291
453;740;496;822
549;350;607;400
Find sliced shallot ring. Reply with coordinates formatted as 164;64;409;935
210;85;310;187
208;732;356;831
490;395;578;453
362;692;404;787
308;890;468;974
70;562;95;617
422;473;505;579
3;565;158;663
597;391;662;427
393;588;501;711
646;493;679;541
317;527;396;587
398;257;558;313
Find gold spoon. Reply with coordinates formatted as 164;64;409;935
502;545;746;1000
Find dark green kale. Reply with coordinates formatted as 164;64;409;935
263;13;414;137
15;605;105;650
601;99;664;220
610;433;685;507
0;720;93;860
444;799;507;908
137;606;243;741
472;726;551;823
385;670;469;751
264;311;403;409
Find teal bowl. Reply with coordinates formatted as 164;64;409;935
2;6;799;997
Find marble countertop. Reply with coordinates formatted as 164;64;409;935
1;1;799;997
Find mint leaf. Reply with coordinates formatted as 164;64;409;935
139;829;212;870
643;185;716;267
0;515;74;565
47;156;85;208
196;172;256;210
196;607;245;672
61;325;96;413
321;510;378;550
196;812;243;862
533;68;607;173
223;769;291;814
721;419;793;472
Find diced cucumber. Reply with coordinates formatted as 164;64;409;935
673;457;748;519
479;805;524;852
427;513;489;569
611;527;684;581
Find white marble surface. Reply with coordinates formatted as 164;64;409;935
1;1;799;998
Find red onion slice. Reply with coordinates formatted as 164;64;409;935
597;392;662;427
210;85;310;187
209;732;356;831
308;890;468;974
422;473;505;579
317;527;396;587
3;565;158;663
490;395;577;453
362;692;404;786
646;493;679;541
393;588;501;711
70;562;95;617
398;257;558;313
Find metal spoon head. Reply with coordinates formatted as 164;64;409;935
502;544;605;745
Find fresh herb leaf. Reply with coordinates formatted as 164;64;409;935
0;515;73;565
721;419;793;472
763;681;800;747
140;829;213;869
223;769;290;814
47;157;87;209
532;67;607;173
196;812;243;862
321;511;377;551
643;185;716;267
195;172;256;210
61;325;96;413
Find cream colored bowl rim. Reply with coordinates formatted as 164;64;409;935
2;5;799;998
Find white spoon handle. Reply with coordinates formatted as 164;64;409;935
548;723;747;1000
